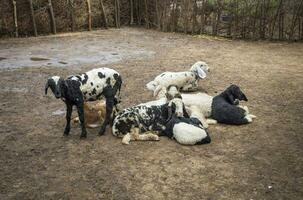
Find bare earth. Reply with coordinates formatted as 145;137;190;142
0;28;303;200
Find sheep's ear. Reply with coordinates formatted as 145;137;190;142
226;90;235;104
183;105;190;118
242;93;248;101
166;101;174;122
197;67;207;79
45;79;50;95
153;85;163;97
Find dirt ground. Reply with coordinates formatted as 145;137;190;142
0;28;303;200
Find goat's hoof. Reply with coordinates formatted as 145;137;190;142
63;132;69;136
80;134;87;139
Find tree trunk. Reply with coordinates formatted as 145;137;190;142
192;0;198;34
28;0;37;36
48;0;56;34
115;0;120;28
12;0;18;37
86;0;92;31
252;0;260;39
200;0;206;34
136;0;141;25
144;0;149;28
155;0;160;30
278;11;284;40
100;0;108;28
289;0;303;40
68;0;75;31
270;0;283;39
183;0;189;34
130;0;134;25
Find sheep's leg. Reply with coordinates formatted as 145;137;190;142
122;129;160;145
137;133;160;141
99;97;114;135
64;102;73;136
76;103;87;138
122;133;131;145
182;84;196;92
199;115;209;129
206;118;217;124
132;129;160;141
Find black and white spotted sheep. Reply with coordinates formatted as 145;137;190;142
146;61;210;96
112;98;189;145
45;67;122;138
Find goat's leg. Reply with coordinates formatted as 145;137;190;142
64;102;73;136
76;103;87;138
99;97;114;135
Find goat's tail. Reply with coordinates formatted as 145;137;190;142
146;80;158;91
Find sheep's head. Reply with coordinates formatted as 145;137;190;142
190;61;209;79
167;97;185;120
223;84;248;105
165;85;180;100
45;76;64;99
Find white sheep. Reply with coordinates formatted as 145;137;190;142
146;61;210;96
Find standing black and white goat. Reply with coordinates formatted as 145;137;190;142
146;61;210;96
45;67;122;138
164;115;211;145
112;97;189;145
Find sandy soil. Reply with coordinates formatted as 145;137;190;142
0;28;303;200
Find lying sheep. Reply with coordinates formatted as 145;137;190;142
143;84;256;126
146;61;210;96
112;97;189;145
72;100;106;128
210;84;256;125
164;115;211;145
45;67;122;138
182;85;256;125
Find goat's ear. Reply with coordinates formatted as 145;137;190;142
197;67;207;79
45;79;50;95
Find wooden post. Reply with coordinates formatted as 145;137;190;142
12;0;18;37
86;0;92;31
28;0;37;36
100;0;108;28
68;0;75;31
48;0;56;34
